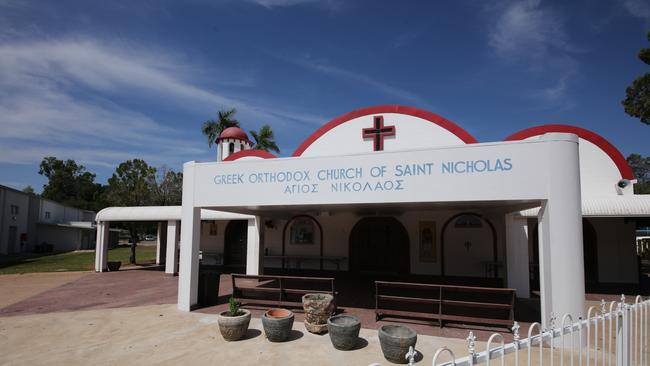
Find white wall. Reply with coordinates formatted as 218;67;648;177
36;225;84;252
0;188;30;254
300;113;469;157
258;210;502;276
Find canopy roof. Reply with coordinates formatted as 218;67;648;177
96;206;253;222
519;196;650;218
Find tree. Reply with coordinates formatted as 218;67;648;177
622;31;650;125
105;159;157;264
22;186;35;195
38;157;103;211
627;153;650;194
201;108;240;149
250;124;280;153
153;165;183;206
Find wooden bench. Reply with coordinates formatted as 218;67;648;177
231;274;336;310
375;281;516;330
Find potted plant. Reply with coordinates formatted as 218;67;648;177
327;315;361;350
217;297;251;341
107;261;121;271
378;324;417;364
262;308;294;342
302;293;335;334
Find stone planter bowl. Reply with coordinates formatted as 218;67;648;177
107;261;121;271
217;309;251;341
378;325;417;364
302;293;335;334
327;315;361;350
262;308;295;342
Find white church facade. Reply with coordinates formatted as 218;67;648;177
94;105;650;327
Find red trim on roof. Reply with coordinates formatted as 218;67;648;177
223;149;277;162
504;124;634;180
291;105;478;157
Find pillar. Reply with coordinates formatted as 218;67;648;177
165;220;180;274
537;133;585;327
94;221;109;272
505;213;530;298
246;216;263;275
156;222;167;265
178;162;201;312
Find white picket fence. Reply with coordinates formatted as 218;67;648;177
431;295;649;366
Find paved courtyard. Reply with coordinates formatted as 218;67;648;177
0;269;638;365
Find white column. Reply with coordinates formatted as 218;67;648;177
94;221;109;272
505;213;530;298
246;216;263;275
156;222;163;265
178;162;201;312
537;133;585;327
165;220;180;274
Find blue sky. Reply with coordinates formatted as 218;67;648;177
0;0;649;192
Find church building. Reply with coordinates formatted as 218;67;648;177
94;105;650;327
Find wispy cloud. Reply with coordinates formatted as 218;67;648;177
0;38;326;169
277;53;435;110
486;0;578;105
621;0;650;22
245;0;340;10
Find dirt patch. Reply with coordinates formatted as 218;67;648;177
0;272;88;308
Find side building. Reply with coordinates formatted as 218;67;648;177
0;184;101;254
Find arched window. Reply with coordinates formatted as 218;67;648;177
290;218;315;245
228;142;235;154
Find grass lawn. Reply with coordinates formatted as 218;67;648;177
0;245;157;275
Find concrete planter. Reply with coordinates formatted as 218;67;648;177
378;325;417;364
217;309;251;341
302;293;335;334
107;261;121;271
262;308;294;342
327;315;361;350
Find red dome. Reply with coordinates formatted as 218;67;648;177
218;127;250;142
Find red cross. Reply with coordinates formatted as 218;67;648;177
362;116;396;151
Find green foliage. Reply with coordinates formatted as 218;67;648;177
202;108;240;148
22;185;35;195
250;124;280;153
627;153;650;194
228;296;242;316
622;31;650;125
105;159;157;264
38;157;104;211
153;166;183;206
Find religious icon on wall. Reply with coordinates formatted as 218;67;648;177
290;218;315;245
209;221;218;236
419;221;436;262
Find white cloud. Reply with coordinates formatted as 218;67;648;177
487;0;578;104
281;54;435;110
0;38;326;170
621;0;650;22
245;0;340;10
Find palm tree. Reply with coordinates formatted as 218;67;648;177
250;124;280;153
201;108;240;148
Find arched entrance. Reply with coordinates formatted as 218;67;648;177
224;220;247;267
349;217;410;274
440;213;497;278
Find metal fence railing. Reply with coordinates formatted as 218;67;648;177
431;295;649;366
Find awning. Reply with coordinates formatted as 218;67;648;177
95;206;254;222
518;195;650;218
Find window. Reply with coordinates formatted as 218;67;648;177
10;205;18;215
45;211;51;219
290;218;315;245
229;142;235;154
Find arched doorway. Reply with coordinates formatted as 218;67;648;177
224;220;247;267
349;217;410;274
440;213;497;278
